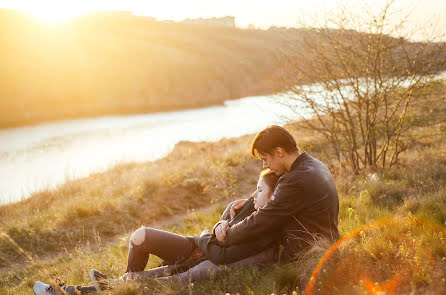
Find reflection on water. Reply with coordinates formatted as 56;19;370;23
0;94;300;204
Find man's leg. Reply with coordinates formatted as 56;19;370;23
126;227;196;272
124;261;215;282
154;246;277;283
134;260;221;284
225;246;277;269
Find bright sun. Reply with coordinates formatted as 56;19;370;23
9;1;90;24
26;10;76;23
22;6;81;24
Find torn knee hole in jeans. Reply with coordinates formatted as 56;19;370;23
130;227;146;246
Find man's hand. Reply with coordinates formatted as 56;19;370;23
230;198;248;219
215;221;229;242
185;247;205;262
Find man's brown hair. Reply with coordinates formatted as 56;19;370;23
251;125;298;158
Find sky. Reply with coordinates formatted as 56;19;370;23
1;0;445;40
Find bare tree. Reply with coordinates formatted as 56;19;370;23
276;0;446;172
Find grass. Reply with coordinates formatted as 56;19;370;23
1;83;446;294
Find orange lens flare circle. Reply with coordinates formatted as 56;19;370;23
304;216;446;295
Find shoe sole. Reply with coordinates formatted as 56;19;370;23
33;281;49;295
89;269;103;292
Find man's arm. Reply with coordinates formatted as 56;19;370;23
222;178;306;246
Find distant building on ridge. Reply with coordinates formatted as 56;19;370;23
182;16;235;28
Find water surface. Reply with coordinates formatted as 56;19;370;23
0;94;298;204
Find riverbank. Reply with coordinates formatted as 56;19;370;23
1;82;446;294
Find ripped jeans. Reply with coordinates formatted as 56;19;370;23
126;200;235;273
125;202;277;282
125;227;196;273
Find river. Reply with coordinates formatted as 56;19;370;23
0;94;298;204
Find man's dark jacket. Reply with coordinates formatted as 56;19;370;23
223;152;339;261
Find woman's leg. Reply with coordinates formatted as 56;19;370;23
126;227;195;272
32;228;195;294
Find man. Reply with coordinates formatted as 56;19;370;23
214;125;339;261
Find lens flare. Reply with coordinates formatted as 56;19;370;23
304;216;446;295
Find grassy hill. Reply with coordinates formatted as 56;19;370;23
0;9;288;128
0;80;445;294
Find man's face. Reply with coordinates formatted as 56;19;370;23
257;149;286;176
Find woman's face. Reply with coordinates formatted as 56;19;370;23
252;177;273;210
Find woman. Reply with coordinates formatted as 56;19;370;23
33;169;280;295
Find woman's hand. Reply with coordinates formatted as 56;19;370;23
230;198;248;218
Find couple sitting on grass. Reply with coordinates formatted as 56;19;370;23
33;125;340;295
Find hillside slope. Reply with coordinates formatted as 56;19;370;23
0;10;287;128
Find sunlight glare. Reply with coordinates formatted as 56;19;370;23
25;9;76;24
9;1;88;24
